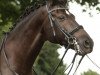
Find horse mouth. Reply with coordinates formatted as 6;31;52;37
77;49;92;56
67;39;93;56
73;43;93;56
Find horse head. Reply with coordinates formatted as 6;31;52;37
42;0;94;56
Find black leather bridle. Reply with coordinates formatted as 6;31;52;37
46;3;84;53
44;3;85;75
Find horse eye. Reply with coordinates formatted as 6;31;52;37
58;16;66;21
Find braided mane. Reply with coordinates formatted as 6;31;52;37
10;2;45;31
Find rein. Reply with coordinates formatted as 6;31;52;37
0;33;19;75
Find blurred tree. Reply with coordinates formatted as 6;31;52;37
0;0;45;38
74;0;99;7
34;41;66;75
81;69;100;75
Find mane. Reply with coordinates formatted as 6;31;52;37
9;0;68;32
10;2;45;31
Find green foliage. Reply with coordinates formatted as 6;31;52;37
34;41;66;75
75;0;99;7
81;69;100;75
0;0;45;38
0;0;20;25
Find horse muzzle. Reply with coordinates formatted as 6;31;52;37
72;31;94;56
78;37;94;56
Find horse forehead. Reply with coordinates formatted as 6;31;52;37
65;10;70;15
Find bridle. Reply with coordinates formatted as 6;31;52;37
0;3;85;75
44;3;85;75
46;3;84;53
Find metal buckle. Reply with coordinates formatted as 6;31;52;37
73;39;82;54
68;37;76;44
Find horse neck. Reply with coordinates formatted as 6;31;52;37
1;6;46;75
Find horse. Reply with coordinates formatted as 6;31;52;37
0;0;94;75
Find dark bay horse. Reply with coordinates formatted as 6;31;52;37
0;0;93;75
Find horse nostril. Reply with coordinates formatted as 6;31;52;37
84;40;90;48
